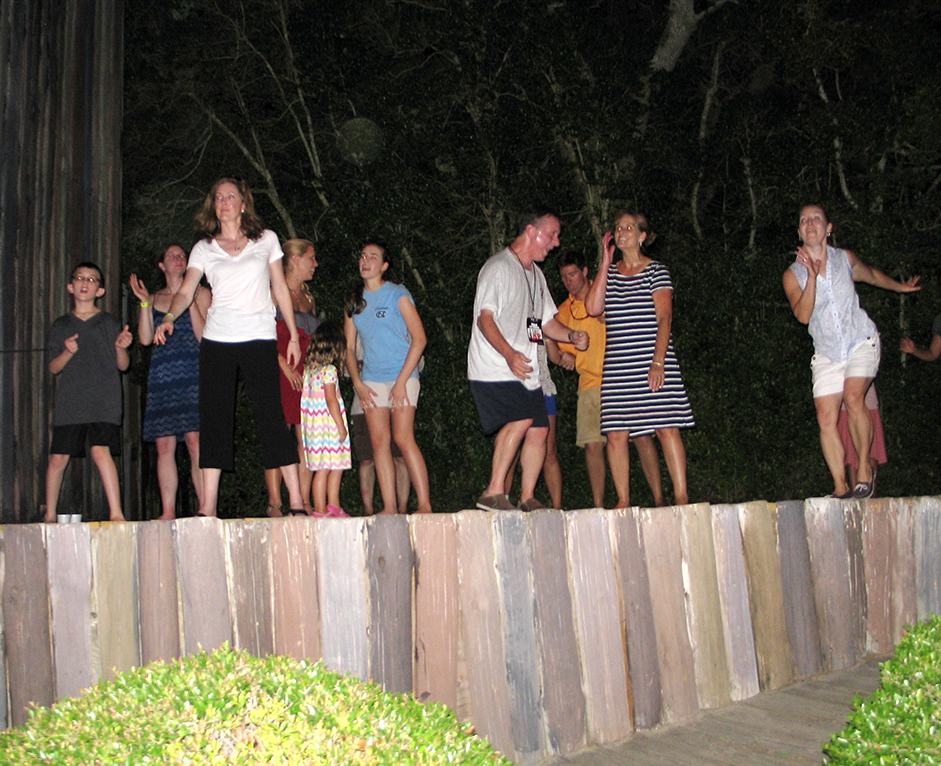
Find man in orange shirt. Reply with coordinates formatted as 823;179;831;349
557;252;664;508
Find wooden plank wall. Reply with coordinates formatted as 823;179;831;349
1;496;938;759
0;0;125;522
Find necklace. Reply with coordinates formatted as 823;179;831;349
509;246;537;316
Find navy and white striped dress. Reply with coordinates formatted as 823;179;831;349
601;261;695;436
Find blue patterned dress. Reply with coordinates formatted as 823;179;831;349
143;308;200;441
601;261;695;436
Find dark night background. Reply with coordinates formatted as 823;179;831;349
120;0;940;514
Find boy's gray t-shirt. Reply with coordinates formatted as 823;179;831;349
48;311;123;426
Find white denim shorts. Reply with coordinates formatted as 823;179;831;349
811;334;881;398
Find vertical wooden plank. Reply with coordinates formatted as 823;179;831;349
226;519;273;658
612;508;661;729
890;498;917;646
271;517;320;662
367;515;413;694
861;498;898;654
711;504;759;701
174;516;231;655
843;501;868;660
530;511;588;753
641;506;698;724
0;528;7;728
567;509;631;743
318;518;368;680
2;525;54;726
138;520;181;665
457;510;514;758
47;523;97;699
493;512;545;764
412;514;459;711
915;496;941;620
681;503;731;710
739;501;795;689
805;497;856;671
775;500;823;681
92;522;140;681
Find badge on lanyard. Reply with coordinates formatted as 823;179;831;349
527;316;543;344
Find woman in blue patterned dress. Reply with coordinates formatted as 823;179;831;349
130;245;211;519
585;212;694;508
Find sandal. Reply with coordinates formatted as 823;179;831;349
285;508;308;516
829;490;854;499
325;504;350;518
266;504;283;517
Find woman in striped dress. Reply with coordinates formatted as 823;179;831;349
585;212;694;508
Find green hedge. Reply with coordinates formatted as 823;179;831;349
825;616;941;765
0;647;511;765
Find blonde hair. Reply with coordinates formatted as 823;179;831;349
282;239;314;276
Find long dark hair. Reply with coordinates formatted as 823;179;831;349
345;241;393;317
194;177;264;241
305;320;346;372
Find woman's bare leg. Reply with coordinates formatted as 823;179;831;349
155;435;179;520
392;406;432;513
655;428;688;506
606;430;631;508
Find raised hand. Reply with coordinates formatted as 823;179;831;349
129;274;149;303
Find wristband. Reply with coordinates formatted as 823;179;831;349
651;361;664;367
139;301;151;308
165;312;175;322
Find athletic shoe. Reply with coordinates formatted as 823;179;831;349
476;494;516;512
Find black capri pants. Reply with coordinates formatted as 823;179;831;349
199;339;299;471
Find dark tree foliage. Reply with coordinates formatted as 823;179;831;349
123;0;941;514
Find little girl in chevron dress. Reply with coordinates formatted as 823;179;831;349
300;322;352;516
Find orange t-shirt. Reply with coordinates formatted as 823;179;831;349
557;292;605;391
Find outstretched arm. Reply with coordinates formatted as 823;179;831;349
901;333;941;362
848;250;920;293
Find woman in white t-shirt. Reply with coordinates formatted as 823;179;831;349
344;243;431;514
154;178;307;517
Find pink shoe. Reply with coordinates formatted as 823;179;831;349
325;504;350;518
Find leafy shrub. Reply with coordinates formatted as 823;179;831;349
825;616;941;765
0;647;511;765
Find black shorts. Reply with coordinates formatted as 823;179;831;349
351;413;403;462
470;380;549;436
50;422;121;457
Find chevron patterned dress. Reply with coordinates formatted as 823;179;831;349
300;363;352;471
143;308;200;441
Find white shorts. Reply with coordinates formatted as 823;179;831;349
811;334;881;399
351;378;421;413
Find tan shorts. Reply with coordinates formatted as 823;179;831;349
351;378;421;412
576;387;606;447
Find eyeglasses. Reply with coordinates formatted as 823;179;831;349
73;275;100;284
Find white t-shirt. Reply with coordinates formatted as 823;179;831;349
188;229;283;342
467;248;558;390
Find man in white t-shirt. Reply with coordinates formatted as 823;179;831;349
467;208;588;512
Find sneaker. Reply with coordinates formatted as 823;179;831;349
476;494;517;512
518;497;549;512
829;490;854;499
852;481;874;499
